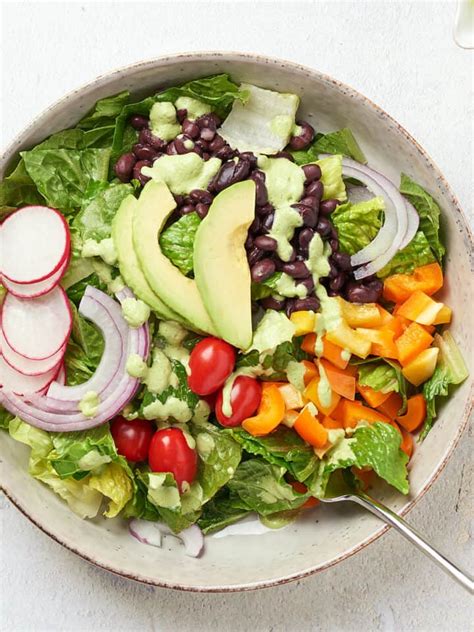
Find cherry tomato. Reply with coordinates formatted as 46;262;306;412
110;416;155;462
187;337;236;396
148;428;198;490
215;376;262;427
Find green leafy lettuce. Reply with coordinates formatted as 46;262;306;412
309;422;409;497
400;174;445;261
139;360;200;418
229;427;318;482
357;358;408;413
159;212;201;275
73;181;133;242
77;91;131;130
236;336;309;380
291;128;366;165
420;332;469;439
227;459;310;515
377;231;436;278
316;155;347;201
63;302;104;386
197;491;250;534
251;272;283;301
332;196;384;255
0;159;45;216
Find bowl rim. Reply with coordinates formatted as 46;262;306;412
1;50;473;593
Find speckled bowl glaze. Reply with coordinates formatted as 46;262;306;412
1;52;472;592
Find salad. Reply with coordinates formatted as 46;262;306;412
0;74;468;557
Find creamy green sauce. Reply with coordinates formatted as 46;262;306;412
259;474;297;504
121;297;151;328
143;348;172;394
270;204;303;261
257;156;305;207
79;390;100;417
270;114;293;139
91;260;125;294
159;320;188;346
142;396;192;423
149;102;181;141
307;233;331;288
274;273;307;298
82;237;118;266
196;433;215;459
126;354;148;378
317;361;332;409
147;472;181;509
192;399;211;425
142;153;221;195
286;360;306;392
175;96;211;120
250;310;296;354
312;285;344;355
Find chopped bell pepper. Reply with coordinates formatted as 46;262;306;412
341;400;390;429
383;263;443;303
290;310;316;336
325;322;371;359
396;394;426;432
395;322;434;366
376;392;403;419
319;358;356;400
304;376;341;415
397;290;447;326
402;347;439;386
337;298;382;328
356;384;392;408
293;405;328;448
242;383;285;436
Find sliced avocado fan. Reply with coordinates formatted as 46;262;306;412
132;180;217;335
194;180;256;350
112;195;182;322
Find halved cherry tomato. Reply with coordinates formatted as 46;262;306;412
148;428;197;491
187;337;236;396
215;376;262;427
110;416;155;462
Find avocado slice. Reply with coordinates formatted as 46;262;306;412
132;180;217;335
194;180;256;349
112;195;182;321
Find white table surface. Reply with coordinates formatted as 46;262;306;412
1;1;473;631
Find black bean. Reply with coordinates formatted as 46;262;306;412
329;273;346;292
366;278;383;296
208;135;225;153
173;194;184;206
302;163;322;184
298;276;315;294
331;251;352;272
275;150;295;162
166;142;179;155
215;145;236;161
254;235;277;252
211;160;250;193
133;144;157;161
298;227;314;253
252;178;268;207
233;159;251;182
174;135;194;154
262;212;274;231
299;195;318;210
196;113;221;131
176;108;187;123
305;180;324;201
257;203;274;217
245;234;253;250
202;152;211;161
195;139;210;151
180;204;196;215
251;258;276;283
200;127;216;142
292;203;317;228
328;262;338;279
329;238;340;252
327;289;339;297
114;152;136;182
182;119;200;139
249;217;261;234
193;145;203;157
190;189;213;205
281;261;310;279
132;160;152;185
248;246;265;266
316;217;333;237
261;296;286;311
293;296;320;312
130;114;149;130
195;203;209;219
239;152;258;168
320;199;338;216
345;281;381;304
139;128;166;150
288;121;315;151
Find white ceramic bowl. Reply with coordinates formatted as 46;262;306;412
1;52;472;592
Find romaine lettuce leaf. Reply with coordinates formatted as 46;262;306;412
88;462;133;518
77;91;131;130
377;231;436;278
291;128;366;165
400;174;445;261
140;360;200;419
0;159;45;217
159;212;201;275
227;459;310;515
229;426;318;482
332;196;384;255
197;493;250;535
0;406;14;430
21;147;111;213
73;181;133;242
316;155;347;201
356;359;408;413
251;272;283;300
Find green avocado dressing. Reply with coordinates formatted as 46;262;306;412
79;391;100;417
121;297;151;328
141;153;221;195
149;102;181;141
174;96;211;120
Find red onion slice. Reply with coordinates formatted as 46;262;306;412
129;519;204;558
398;201;420;250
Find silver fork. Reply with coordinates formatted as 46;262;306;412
321;490;473;593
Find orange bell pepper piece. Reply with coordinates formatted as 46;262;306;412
322;415;344;429
331;398;352;422
356;384;391;408
325;322;372;359
356;327;399;359
396;393;426;432
342;400;390;429
395;322;434;366
376;392;403;419
301;334;350;370
302;360;318;386
293;406;328;448
319;358;356;400
383;263;443;303
242;383;285;436
337;298;382;328
304;376;341;415
290;481;320;509
351;467;375;490
397;290;447;326
387;420;414;459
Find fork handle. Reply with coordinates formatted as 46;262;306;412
350;491;473;594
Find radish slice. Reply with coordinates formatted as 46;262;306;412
1;256;69;298
0;327;65;376
1;286;72;360
398;201;420;250
0;206;70;284
0;354;60;395
129;519;204;558
56;365;66;385
47;288;127;401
